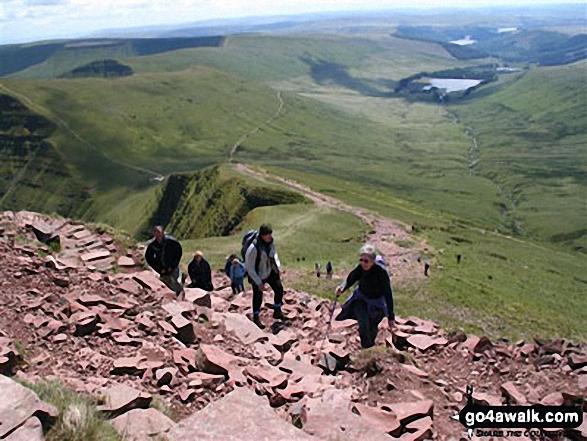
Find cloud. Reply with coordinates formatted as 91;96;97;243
1;0;580;45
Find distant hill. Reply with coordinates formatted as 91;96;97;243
60;59;133;78
395;26;587;66
0;36;225;78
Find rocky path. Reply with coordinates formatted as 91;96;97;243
0;211;585;441
237;164;428;284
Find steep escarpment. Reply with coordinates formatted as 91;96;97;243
144;165;307;240
0;94;89;217
59;59;133;78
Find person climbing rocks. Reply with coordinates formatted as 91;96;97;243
326;261;333;279
145;225;184;297
229;257;247;296
187;251;214;291
315;262;321;278
334;244;395;349
244;223;284;329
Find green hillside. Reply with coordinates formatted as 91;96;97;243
0;94;89;217
452;60;587;250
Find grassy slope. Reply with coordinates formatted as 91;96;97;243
451;60;587;249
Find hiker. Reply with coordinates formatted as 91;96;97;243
229;258;247;296
224;253;238;280
335;244;395;349
244;224;284;329
187;251;214;291
424;263;430;277
315;262;321;278
145;226;183;296
457;254;462;264
326;261;333;279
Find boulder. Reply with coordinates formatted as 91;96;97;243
352;403;402;436
401;416;433;441
97;384;152;417
117;256;136;267
0;338;19;375
110;408;174;441
0;375;58;438
568;353;587;370
184;288;212;308
501;381;528;405
186;372;225;389
80;250;111;262
197;344;242;377
462;335;493;353
167;387;317;441
383;400;434;426
406;334;448;352
111;356;147;376
244;365;288;388
303;389;391;441
71;311;99;336
31;222;59;245
223;313;268;345
170;315;196;345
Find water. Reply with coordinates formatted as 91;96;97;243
422;78;483;93
449;35;477;46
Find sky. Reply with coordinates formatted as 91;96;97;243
0;0;580;45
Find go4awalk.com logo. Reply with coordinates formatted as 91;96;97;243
457;386;583;439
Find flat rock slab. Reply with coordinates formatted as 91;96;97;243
167;387;317;441
0;374;58;438
406;334;448;352
223;313;269;345
4;416;44;441
97;384;152;417
80;250;111;262
111;408;174;441
303;389;392;441
117;256;136;267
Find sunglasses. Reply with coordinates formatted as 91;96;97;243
359;258;372;263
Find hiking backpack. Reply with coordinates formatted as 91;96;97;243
241;230;258;261
375;255;387;271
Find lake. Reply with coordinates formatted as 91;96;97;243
422;78;483;93
449;36;477;46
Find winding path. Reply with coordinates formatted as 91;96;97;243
229;91;284;163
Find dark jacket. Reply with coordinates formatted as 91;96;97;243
188;257;214;291
145;234;182;275
337;263;394;319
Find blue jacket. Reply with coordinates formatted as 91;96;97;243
229;261;247;282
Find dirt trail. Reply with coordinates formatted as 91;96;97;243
237;164;429;283
229;90;284;163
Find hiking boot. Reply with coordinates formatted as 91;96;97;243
273;308;286;321
253;314;265;330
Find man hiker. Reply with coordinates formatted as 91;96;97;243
244;223;284;329
335;244;395;349
187;251;214;291
315;262;321;278
145;226;183;296
229;257;247;296
326;261;333;279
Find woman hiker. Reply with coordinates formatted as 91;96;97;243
335;244;395;348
